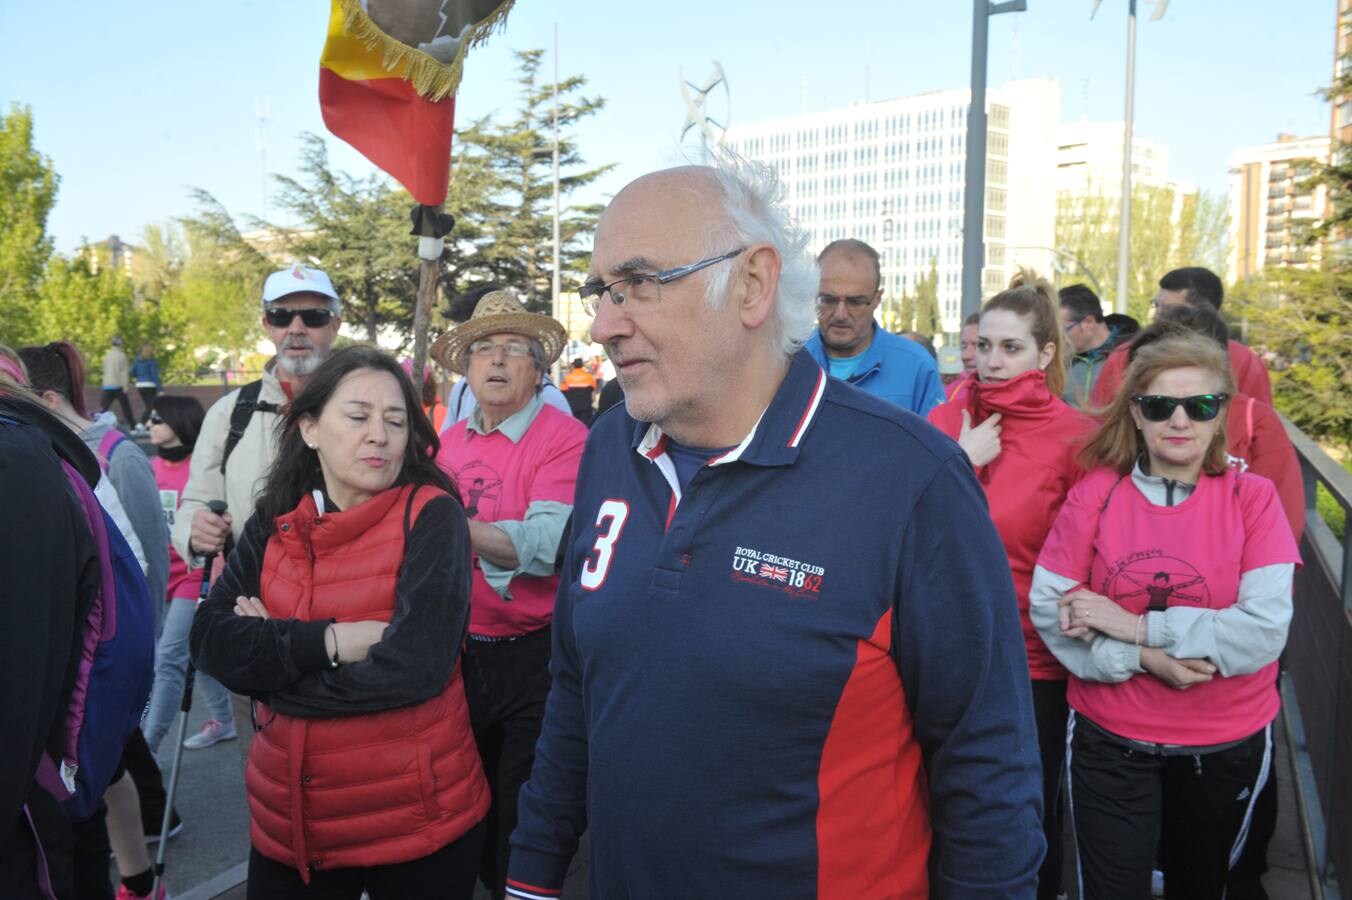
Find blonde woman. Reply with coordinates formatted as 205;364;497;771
1030;329;1299;900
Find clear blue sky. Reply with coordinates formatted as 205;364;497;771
0;0;1334;253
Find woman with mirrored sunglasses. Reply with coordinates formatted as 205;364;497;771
1028;329;1300;900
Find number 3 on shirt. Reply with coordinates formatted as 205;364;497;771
580;499;630;591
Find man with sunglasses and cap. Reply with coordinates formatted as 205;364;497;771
171;264;342;756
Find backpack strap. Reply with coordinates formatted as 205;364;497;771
220;380;280;474
96;430;125;474
451;380;467;423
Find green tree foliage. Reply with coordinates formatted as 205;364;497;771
134;203;272;379
453;49;614;312
913;259;941;335
0;104;59;345
1055;184;1227;320
1229;266;1352;454
890;259;940;334
32;252;137;366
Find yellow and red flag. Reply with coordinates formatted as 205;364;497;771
318;0;512;205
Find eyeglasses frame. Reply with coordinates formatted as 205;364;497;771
580;248;745;316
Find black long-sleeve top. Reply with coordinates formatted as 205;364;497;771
189;492;472;718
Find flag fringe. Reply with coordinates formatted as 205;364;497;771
334;0;515;102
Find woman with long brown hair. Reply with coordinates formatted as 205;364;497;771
928;269;1095;900
191;346;487;898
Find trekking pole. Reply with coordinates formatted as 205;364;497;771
152;499;228;896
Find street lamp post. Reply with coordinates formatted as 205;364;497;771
961;0;1027;323
1116;0;1137;315
551;24;562;335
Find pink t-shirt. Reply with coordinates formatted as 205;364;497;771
153;455;199;601
435;403;586;637
1037;466;1300;745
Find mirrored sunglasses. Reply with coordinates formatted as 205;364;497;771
1132;393;1228;422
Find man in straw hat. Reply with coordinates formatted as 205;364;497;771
429;291;588;899
505;162;1043;899
440;283;574;429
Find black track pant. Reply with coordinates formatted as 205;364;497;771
1031;680;1069;900
463;627;552;899
246;821;484;900
100;388;134;428
1067;712;1272;900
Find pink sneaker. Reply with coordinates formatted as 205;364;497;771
115;883;170;900
182;718;237;750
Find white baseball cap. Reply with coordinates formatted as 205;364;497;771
262;264;341;311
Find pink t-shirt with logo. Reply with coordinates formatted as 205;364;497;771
435;404;586;637
153;455;199;601
1037;465;1300;745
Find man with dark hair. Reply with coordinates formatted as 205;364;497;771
1089;266;1273;408
561;357;598;425
1058;283;1126;408
1154;266;1225;311
803;238;943;414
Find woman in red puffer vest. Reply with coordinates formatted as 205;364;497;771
191;347;488;899
928;270;1095;900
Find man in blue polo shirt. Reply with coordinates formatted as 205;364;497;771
804;238;944;415
505;163;1043;900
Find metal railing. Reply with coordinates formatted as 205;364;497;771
1282;415;1352;900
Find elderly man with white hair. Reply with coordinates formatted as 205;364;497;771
506;163;1045;900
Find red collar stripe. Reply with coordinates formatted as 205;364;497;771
788;367;827;448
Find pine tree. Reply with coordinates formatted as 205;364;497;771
452;49;614;313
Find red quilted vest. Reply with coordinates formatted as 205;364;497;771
246;484;488;879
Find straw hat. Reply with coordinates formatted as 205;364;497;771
429;290;567;375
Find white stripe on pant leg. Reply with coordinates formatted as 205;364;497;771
1065;709;1083;897
1227;722;1273;870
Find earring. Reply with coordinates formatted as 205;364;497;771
307;442;316;449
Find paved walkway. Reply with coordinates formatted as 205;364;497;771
155;676;1311;900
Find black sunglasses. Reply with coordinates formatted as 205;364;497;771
265;307;334;328
1132;394;1228;422
148;412;165;425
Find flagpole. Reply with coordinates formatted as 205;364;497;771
552;24;563;339
411;246;439;388
1115;0;1136;315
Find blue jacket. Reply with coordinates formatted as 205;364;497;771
804;323;944;415
130;357;161;389
508;350;1044;900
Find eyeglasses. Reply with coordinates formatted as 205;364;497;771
816;293;874;311
265;307;335;328
468;339;533;358
1063;316;1086;334
1132;394;1228;422
148;413;164;425
579;248;744;316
